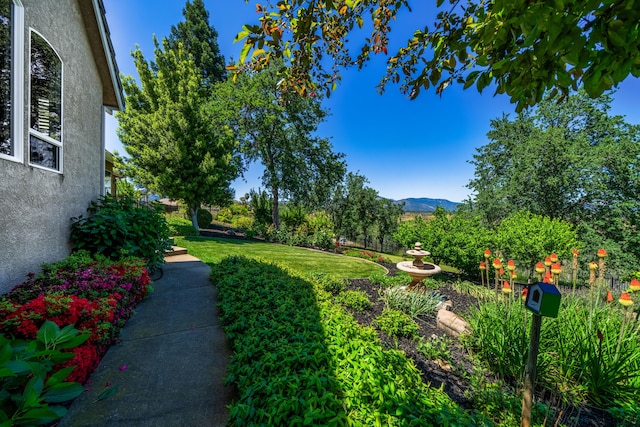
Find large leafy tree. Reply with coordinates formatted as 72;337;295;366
117;40;239;232
468;90;640;274
220;65;346;228
234;1;640;111
117;1;238;232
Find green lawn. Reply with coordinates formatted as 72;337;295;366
174;236;386;279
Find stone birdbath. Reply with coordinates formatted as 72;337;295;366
397;242;442;291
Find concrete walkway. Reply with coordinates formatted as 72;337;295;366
59;254;235;427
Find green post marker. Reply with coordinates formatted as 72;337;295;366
521;282;561;427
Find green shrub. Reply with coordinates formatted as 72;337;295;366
166;217;199;237
374;309;420;338
312;230;334;251
335;290;372;311
70;195;171;271
196;208;213;228
307;273;346;295
368;272;411;288
231;216;253;230
216;207;233;224
381;287;445;317
416;335;453;361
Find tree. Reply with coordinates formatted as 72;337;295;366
468;90;640;275
221;64;346;228
234;1;640;111
375;198;404;252
166;0;226;86
116;40;239;232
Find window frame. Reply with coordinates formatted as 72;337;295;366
28;28;63;173
0;0;24;163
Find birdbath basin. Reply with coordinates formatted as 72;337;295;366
397;242;442;290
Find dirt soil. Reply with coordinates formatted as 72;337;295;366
345;262;619;427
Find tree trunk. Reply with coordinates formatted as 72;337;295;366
189;205;200;235
271;187;280;229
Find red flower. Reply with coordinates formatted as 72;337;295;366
484;249;491;258
507;260;516;271
479;262;486;270
572;249;579;256
492;258;502;269
589;261;598;270
606;290;613;302
551;263;562;274
619;292;633;307
535;262;545;273
502;281;512;294
597;248;607;258
543;272;552;283
521;287;528;301
544;257;552;267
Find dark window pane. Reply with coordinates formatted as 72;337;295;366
30;32;61;141
0;0;11;155
29;134;58;169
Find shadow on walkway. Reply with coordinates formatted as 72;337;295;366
59;255;235;427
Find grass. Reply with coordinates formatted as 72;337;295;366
174;236;386;279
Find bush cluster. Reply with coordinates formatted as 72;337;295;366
70;195;171;271
211;256;489;426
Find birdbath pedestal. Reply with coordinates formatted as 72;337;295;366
396;242;442;291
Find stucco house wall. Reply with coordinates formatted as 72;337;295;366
0;0;122;293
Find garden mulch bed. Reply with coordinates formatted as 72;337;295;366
345;262;620;427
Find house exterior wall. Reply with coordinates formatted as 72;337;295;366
0;0;106;293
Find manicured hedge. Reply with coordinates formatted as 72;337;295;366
211;256;489;426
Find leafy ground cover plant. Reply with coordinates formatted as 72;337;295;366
70;195;171;271
334;290;371;311
211;256;489;426
373;309;420;338
0;321;88;426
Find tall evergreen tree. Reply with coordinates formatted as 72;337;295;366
166;0;226;86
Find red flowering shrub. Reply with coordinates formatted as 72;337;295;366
0;253;151;384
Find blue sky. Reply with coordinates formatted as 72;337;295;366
102;0;640;203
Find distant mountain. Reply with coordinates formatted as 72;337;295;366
394;197;460;212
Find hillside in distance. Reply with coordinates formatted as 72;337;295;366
394;197;460;212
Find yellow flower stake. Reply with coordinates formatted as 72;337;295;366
479;261;486;288
597;249;607;287
535;262;545;282
617;292;633;359
493;258;502;295
484;249;491;289
551;263;562;286
544;256;552;276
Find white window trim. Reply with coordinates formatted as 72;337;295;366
0;0;24;163
28;28;63;173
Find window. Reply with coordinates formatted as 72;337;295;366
0;0;23;162
29;30;62;171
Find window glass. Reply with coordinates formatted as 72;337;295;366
29;31;62;170
0;0;11;156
